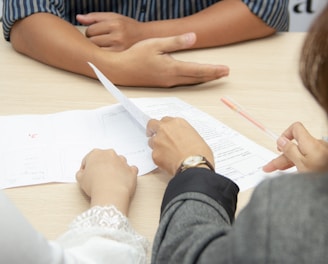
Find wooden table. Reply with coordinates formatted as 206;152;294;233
1;30;326;252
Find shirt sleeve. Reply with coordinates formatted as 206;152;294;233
0;191;66;263
242;0;289;31
0;191;148;264
151;168;239;263
57;205;149;264
2;0;65;41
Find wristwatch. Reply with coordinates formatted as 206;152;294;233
176;155;215;174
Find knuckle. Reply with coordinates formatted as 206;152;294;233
91;148;100;154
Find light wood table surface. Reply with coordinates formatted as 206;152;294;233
1;30;326;252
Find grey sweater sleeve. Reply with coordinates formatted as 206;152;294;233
151;168;239;263
152;170;328;263
151;166;271;264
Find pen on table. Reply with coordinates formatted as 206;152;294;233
220;96;279;141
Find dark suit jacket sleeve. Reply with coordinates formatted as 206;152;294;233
151;167;239;263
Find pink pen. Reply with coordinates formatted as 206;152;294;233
221;96;279;141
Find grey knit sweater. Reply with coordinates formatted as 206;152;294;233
151;168;328;263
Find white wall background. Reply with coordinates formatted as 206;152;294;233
0;0;326;30
289;0;327;31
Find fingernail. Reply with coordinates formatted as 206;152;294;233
184;33;196;45
220;67;229;77
277;136;288;148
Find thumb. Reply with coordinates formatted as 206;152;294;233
156;33;197;53
76;14;98;25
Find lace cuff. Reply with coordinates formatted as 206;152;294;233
58;205;149;258
71;205;131;231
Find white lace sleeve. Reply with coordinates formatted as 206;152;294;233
57;205;149;264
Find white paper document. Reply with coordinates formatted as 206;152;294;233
1;64;291;190
88;62;151;129
0;96;287;190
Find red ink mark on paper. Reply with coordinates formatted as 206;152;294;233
28;133;38;139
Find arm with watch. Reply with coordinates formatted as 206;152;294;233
147;117;239;263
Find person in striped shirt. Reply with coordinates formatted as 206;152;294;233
2;0;288;87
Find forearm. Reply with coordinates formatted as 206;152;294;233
152;168;239;263
10;13;103;79
140;0;277;48
152;193;234;263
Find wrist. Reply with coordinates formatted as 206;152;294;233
140;21;159;39
142;19;192;41
176;155;215;175
90;187;131;215
93;49;137;86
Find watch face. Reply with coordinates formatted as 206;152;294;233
184;155;203;166
178;155;214;174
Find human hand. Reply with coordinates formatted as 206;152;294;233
76;149;138;215
146;117;214;176
95;32;229;87
77;12;143;51
263;122;328;173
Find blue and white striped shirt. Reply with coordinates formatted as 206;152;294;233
2;0;289;41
